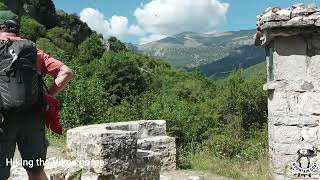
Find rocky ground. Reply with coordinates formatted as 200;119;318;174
9;146;231;180
160;170;231;180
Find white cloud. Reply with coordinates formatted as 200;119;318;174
134;0;229;36
79;8;144;39
128;25;144;36
79;0;229;44
139;34;167;45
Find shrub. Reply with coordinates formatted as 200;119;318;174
46;27;76;55
20;16;46;42
59;73;107;128
88;52;150;104
77;34;105;64
36;38;70;62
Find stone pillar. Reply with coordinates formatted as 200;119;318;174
256;5;320;179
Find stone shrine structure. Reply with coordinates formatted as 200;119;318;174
255;4;320;179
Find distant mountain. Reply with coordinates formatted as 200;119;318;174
138;29;266;78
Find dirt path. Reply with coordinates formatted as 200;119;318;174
14;145;67;160
160;170;232;180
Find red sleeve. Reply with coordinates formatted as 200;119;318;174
37;49;64;77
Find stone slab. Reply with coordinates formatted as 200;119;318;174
66;129;138;175
138;136;176;171
105;120;167;138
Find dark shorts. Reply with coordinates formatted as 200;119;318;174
0;111;48;179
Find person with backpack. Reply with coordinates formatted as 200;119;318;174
0;11;74;180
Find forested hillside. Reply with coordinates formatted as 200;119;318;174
0;1;269;179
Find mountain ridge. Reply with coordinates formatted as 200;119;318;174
137;29;265;78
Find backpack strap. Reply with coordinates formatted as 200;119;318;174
40;75;50;94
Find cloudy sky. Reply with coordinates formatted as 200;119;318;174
53;0;316;44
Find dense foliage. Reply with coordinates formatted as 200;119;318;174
20;15;46;41
13;1;268;174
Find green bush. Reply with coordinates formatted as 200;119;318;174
59;72;107;128
36;37;70;62
215;71;267;137
108;36;128;53
77;34;105;64
90;52;148;104
20;16;46;42
46;27;76;55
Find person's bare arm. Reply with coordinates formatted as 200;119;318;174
48;65;74;97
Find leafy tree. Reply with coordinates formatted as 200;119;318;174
36;38;70;62
216;70;267;135
108;36;127;53
59;73;108;128
77;34;105;64
46;27;76;55
20;16;46;42
89;52;148;104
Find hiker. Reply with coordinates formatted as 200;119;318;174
0;11;73;180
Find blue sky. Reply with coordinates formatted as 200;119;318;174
52;0;315;44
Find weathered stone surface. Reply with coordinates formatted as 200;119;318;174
295;92;320;115
270;142;319;155
260;9;291;22
270;152;297;174
308;55;320;82
269;115;320;126
138;136;176;171
67;129;137;175
263;81;287;91
10;120;174;179
282;16;315;27
273;37;307;81
66;120;175;179
270;125;319;144
132;150;161;180
255;6;320;46
258;6;320;30
268;91;320;117
257;5;320;180
269;125;302;144
81;171;113;180
104;120;167;138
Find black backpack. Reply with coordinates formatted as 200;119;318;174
0;39;46;112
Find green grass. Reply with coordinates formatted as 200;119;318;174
184;148;271;180
46;131;66;149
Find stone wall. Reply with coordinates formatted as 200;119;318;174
66;120;176;179
256;4;320;179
